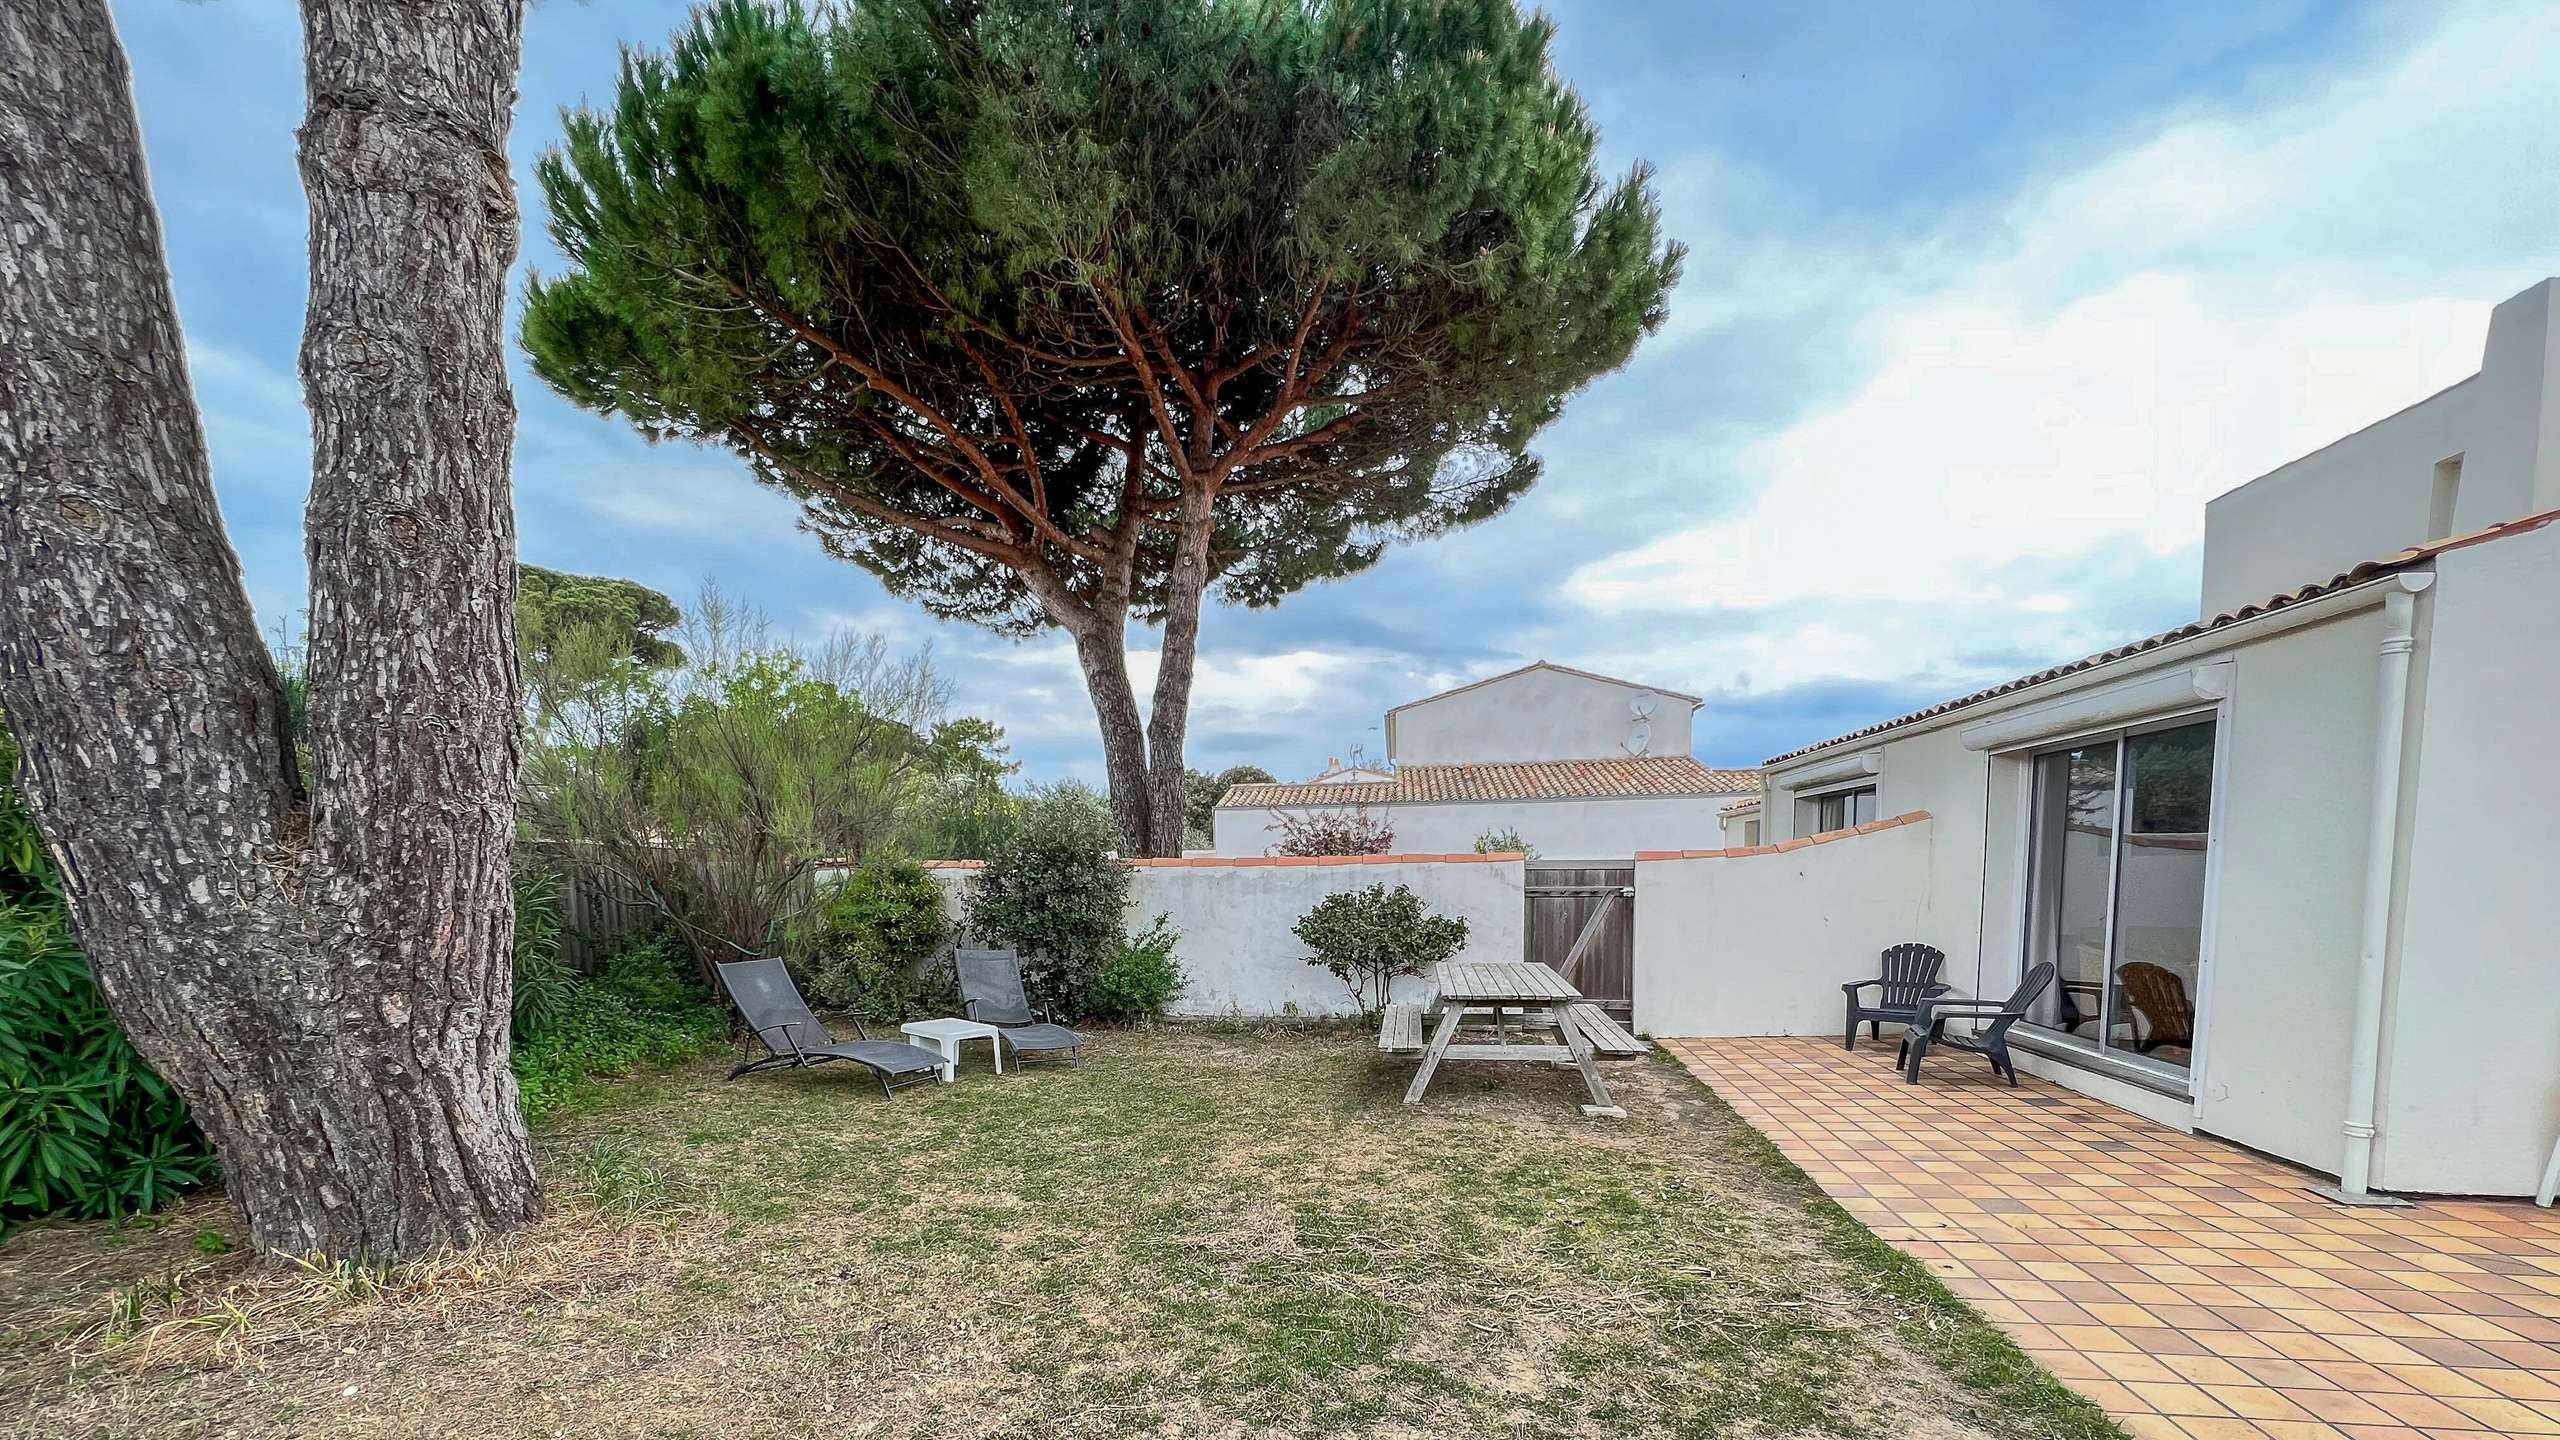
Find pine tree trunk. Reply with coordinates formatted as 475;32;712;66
0;0;538;1261
1140;493;1219;857
1065;616;1160;856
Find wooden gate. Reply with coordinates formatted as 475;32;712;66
1525;866;1635;1015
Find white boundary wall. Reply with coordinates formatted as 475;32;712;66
925;854;1526;1018
1631;815;1938;1038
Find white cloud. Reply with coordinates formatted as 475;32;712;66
1564;0;2559;699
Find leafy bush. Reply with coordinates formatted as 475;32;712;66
966;784;1130;1020
1471;826;1536;859
511;934;725;1122
591;934;708;1013
807;854;954;1023
510;868;576;1041
1091;915;1185;1023
1268;806;1395;857
1;726;215;1224
1294;884;1469;1012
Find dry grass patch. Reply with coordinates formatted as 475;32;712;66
0;1026;2120;1439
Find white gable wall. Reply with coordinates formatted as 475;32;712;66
2201;278;2560;617
1389;666;1695;764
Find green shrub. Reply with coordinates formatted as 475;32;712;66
512;986;726;1122
0;727;215;1225
1294;884;1469;1012
512;933;725;1122
1471;826;1536;859
510;868;576;1041
1091;914;1185;1023
966;784;1131;1020
591;933;708;1014
807;855;953;1022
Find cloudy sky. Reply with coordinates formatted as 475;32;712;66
119;0;2560;781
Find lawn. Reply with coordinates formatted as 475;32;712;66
0;1026;2121;1439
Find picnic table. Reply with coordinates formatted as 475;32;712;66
1399;960;1626;1118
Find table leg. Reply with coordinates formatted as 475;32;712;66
1554;1006;1625;1119
1402;1005;1467;1106
936;1035;957;1083
988;1032;1003;1076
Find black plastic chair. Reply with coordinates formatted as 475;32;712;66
1899;963;2057;1087
1841;942;1951;1050
716;957;946;1098
957;948;1089;1067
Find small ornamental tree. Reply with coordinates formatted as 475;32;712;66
966;785;1133;1018
1295;884;1469;1013
1269;806;1396;858
522;0;1682;856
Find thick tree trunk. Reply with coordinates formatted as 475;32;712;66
1064;615;1159;855
1140;494;1219;857
0;0;537;1261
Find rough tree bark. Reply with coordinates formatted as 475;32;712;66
0;0;538;1260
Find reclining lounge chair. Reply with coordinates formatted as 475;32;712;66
957;948;1089;1067
717;956;947;1098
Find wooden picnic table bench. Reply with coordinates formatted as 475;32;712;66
1401;960;1626;1118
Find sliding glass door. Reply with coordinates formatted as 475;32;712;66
2020;716;2216;1077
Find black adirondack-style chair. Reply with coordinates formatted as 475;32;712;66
957;948;1089;1067
716;956;947;1098
1899;963;2058;1087
1841;943;1951;1050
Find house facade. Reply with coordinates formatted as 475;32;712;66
1214;662;1758;862
1645;278;2560;1198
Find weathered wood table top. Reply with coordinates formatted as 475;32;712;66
1403;961;1624;1118
1432;960;1580;1005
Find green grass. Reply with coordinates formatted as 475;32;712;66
0;1027;2125;1440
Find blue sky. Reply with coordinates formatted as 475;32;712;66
120;0;2560;780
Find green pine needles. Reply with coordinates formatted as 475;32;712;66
523;0;1681;854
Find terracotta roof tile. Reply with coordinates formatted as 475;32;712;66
1762;509;2560;767
1220;756;1761;809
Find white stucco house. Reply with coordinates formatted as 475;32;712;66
1637;277;2560;1200
1214;662;1758;862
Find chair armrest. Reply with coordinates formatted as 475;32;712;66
1914;998;2010;1022
751;1022;807;1058
1923;982;1953;996
845;1017;871;1041
1841;978;1884;995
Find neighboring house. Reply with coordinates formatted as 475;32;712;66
1652;278;2560;1199
1717;794;1761;848
1215;662;1758;861
1304;757;1395;785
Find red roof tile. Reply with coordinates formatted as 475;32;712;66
1220;756;1761;809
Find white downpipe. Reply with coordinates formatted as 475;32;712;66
2336;573;2433;1198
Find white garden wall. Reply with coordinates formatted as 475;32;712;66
925;853;1526;1018
1630;814;1938;1038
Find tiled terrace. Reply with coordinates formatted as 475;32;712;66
1667;1035;2560;1440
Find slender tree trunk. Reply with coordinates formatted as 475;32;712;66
1064;614;1159;855
1141;493;1219;857
0;0;537;1261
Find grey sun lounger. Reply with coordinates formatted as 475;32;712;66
957;948;1088;1067
717;956;946;1098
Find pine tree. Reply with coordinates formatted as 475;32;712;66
524;0;1682;854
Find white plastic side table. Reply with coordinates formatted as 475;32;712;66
899;1017;1004;1083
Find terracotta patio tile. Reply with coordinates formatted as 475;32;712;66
1667;1039;2560;1440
